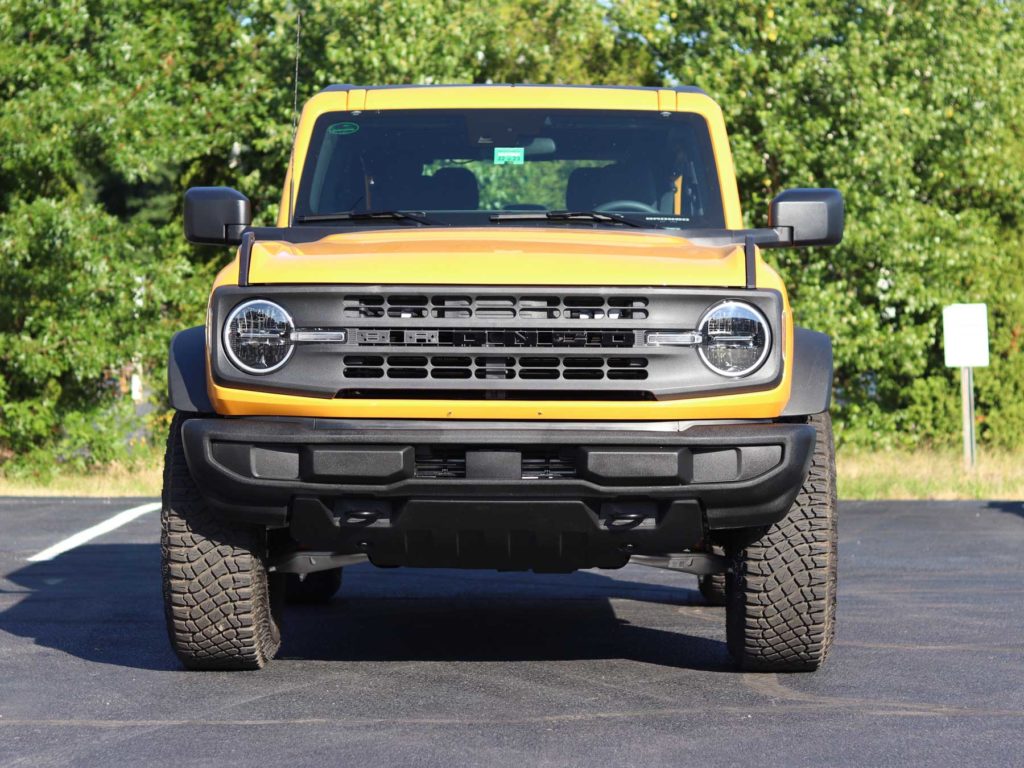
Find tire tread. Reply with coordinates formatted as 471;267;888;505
161;413;281;670
726;412;838;671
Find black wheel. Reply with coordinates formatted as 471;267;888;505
285;567;343;604
725;412;838;671
697;547;727;606
161;413;283;670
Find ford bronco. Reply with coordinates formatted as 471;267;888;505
164;84;843;671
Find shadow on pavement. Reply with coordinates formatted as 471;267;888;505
0;544;176;671
986;500;1023;519
0;543;731;673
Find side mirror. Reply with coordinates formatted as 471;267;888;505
769;188;844;247
184;187;252;245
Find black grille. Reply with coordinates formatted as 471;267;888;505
414;449;578;479
353;328;639;348
521;451;577;479
343;293;648;320
414;452;467;479
343;355;649;381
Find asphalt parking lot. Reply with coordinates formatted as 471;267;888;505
0;498;1022;767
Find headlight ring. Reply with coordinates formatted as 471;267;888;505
223;299;295;374
697;300;771;378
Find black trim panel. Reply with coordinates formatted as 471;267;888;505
168;327;213;413
180;417;815;533
208;285;785;401
781;327;833;416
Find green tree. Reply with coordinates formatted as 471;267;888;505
0;0;648;474
612;0;1024;447
2;0;1021;476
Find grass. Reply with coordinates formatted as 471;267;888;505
0;448;1019;501
0;461;163;497
836;447;1023;501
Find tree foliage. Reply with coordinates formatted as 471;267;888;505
611;0;1024;447
0;0;1021;474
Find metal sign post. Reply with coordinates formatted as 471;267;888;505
942;304;989;469
960;365;975;467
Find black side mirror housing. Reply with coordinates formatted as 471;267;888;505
184;187;252;245
769;188;844;247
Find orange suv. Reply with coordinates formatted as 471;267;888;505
164;84;843;671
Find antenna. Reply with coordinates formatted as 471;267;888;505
287;9;302;226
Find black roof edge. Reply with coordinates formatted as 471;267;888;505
318;83;707;96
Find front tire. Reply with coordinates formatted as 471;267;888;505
161;413;283;670
725;412;838;671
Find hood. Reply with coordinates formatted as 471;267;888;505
245;227;747;287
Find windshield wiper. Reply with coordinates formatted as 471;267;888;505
489;210;645;228
295;210;440;226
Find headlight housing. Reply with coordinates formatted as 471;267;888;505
697;301;771;377
223;299;294;374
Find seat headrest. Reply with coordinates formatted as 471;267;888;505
566;167;604;211
430;167;479;209
567;164;660;211
594;163;659;208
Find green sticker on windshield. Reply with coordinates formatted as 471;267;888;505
493;147;525;165
328;121;360;136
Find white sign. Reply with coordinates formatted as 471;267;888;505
943;303;989;368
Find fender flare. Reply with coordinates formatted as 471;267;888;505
168;326;214;413
781;327;833;417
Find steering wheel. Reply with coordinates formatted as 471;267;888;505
595;200;660;214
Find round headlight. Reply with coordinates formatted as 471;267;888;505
223;299;294;374
697;301;771;377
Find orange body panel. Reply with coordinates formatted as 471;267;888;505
242;229;748;287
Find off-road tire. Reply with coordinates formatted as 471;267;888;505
725;411;838;671
698;547;727;606
161;413;283;670
286;567;343;604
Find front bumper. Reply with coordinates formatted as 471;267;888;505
181;418;815;571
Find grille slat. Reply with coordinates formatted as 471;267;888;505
343;293;648;321
415;454;467;479
521;452;577;480
345;354;649;380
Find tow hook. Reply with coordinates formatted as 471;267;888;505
603;512;647;530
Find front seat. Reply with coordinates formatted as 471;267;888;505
565;166;606;210
591;163;661;210
430;167;480;210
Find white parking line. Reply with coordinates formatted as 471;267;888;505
26;502;161;562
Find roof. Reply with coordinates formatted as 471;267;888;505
318;83;707;96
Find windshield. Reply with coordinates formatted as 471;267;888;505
294;109;725;228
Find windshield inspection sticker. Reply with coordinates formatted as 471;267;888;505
493;147;525;165
328;121;360;136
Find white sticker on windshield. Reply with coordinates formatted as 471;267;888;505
493;147;525;165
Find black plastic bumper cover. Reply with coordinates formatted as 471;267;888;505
181;417;815;534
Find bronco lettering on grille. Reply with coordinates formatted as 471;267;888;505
353;328;638;348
